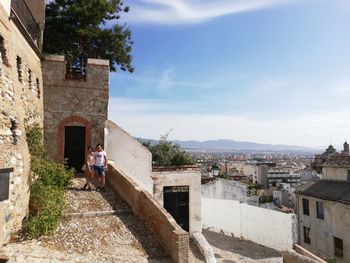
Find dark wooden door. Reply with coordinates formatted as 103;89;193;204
64;126;85;171
163;186;189;232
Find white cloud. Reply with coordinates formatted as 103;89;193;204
125;0;292;25
331;78;350;95
108;97;350;147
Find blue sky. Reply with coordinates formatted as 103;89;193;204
108;0;350;147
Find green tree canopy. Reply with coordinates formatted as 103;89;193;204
43;0;133;72
142;134;196;167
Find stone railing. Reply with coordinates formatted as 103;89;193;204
107;163;189;263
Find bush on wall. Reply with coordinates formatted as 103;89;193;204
25;124;74;237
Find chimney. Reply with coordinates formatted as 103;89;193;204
343;141;349;155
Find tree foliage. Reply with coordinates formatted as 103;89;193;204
142;133;196;167
43;0;133;72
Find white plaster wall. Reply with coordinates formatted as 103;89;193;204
104;120;153;194
152;170;202;235
201;178;247;202
297;195;350;262
323;167;348;181
202;198;241;237
202;198;297;251
0;0;11;15
240;203;297;251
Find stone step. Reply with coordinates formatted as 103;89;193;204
64;209;131;219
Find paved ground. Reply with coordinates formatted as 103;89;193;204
0;176;283;263
1;176;204;263
203;229;283;263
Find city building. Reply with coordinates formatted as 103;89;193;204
267;168;302;188
296;142;350;262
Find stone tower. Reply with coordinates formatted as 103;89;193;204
42;55;109;171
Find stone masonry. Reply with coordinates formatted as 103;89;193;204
0;3;44;246
42;55;109;164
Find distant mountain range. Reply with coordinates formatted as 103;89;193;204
139;138;318;152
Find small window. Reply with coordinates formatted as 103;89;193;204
316;201;324;220
303;198;309;215
0;168;13;202
303;226;311;244
347;170;350;182
28;69;32;89
36;78;40;98
0;35;9;65
334;237;343;258
16;56;22;82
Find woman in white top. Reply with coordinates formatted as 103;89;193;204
83;146;94;190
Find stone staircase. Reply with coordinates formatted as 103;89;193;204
0;177;171;262
1;176;205;263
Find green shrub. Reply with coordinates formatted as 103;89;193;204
25;125;74;237
27;182;65;237
31;158;74;188
142;133;195;166
26;124;45;158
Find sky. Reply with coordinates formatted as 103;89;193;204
108;0;350;147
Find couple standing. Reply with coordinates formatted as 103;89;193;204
84;143;108;192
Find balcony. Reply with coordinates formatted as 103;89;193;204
10;0;41;51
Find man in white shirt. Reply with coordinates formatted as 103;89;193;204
94;143;108;192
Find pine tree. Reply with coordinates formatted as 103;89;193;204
43;0;133;72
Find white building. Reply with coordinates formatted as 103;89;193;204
296;142;350;262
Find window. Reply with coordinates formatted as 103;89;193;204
347;170;350;182
16;56;22;82
316;201;324;220
303;226;311;244
28;69;32;89
303;198;309;215
36;78;40;98
0;168;13;202
0;35;8;65
334;237;343;258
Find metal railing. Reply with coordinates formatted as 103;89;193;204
10;0;40;44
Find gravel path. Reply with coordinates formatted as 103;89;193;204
1;176;204;262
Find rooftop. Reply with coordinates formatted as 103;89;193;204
296;180;350;205
322;154;350;168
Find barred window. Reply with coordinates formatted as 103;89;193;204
334;237;343;258
303;226;311;244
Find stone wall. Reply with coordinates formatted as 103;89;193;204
0;4;43;246
107;163;189;263
42;55;109;163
